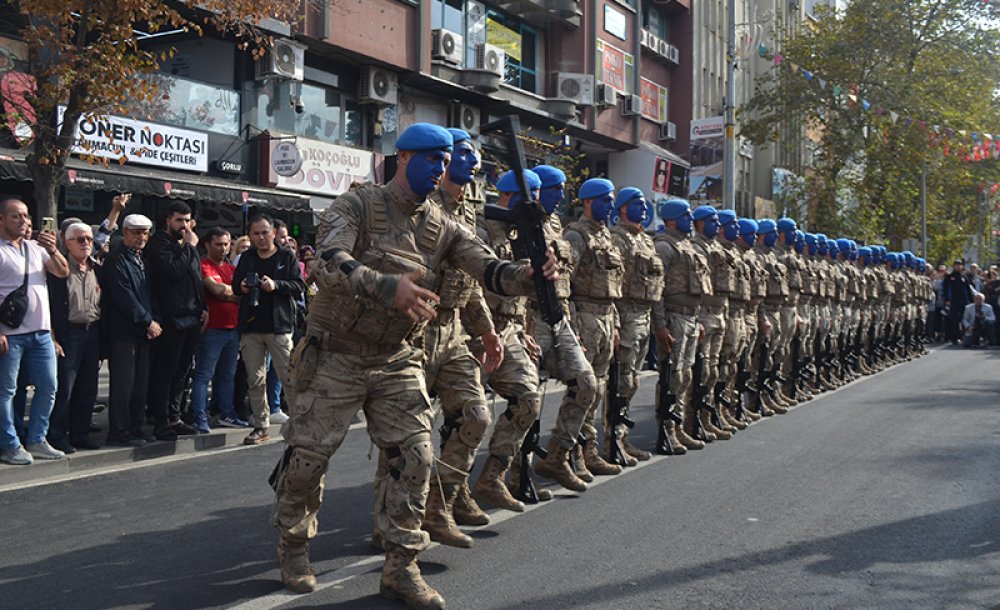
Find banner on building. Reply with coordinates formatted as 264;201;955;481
57;106;208;172
596;39;633;94
264;135;374;197
639;78;668;124
690;116;725;141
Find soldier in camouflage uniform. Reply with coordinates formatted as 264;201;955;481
716;211;752;428
754;220;792;412
563;178;626;477
470;169;546;512
774;219;808;402
607;187;662;464
740;220;780;417
653;199;711;451
272;123;558;609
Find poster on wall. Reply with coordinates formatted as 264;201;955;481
639;78;667;124
652;157;672;195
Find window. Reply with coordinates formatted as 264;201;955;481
486;9;538;92
642;4;669;40
430;0;465;33
256;81;362;147
132;74;240;136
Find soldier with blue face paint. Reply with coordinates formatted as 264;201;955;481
753;220;792;412
737;219;781;418
608;187;663;463
562;177;626;478
716;210;753;428
773;218;809;401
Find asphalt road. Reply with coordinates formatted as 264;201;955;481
4;345;1000;610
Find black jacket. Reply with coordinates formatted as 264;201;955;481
232;247;304;334
944;271;973;310
101;243;158;343
144;230;206;326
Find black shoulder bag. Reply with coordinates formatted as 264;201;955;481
0;243;30;328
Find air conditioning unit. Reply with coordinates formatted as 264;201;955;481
660;42;680;65
359;66;398;105
555;72;595;106
475;43;505;76
597;83;618;107
450;103;481;135
640;29;650;49
431;29;464;65
255;39;306;81
659;121;677;141
621;94;643;116
641;30;660;52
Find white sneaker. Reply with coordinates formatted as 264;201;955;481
26;441;66;460
269;411;289;424
1;445;33;465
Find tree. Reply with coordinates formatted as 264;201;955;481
741;0;1000;262
0;0;302;219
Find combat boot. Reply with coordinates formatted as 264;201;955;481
508;452;552;501
623;431;652;461
534;438;588;493
380;544;446;610
655;419;688;455
278;537;317;593
698;409;732;440
472;455;525;512
453;482;489;527
684;405;715;443
422;483;473;548
570;444;594;482
675;416;706;450
757;393;778;417
603;435;638;467
584;440;622;475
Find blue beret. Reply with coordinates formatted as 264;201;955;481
859;247;872;257
578;178;615;200
692;205;718;221
496;169;542;193
530;165;566;189
804;232;817;245
836;238;852;252
448;128;472;145
776;217;797;233
717;209;737;225
615;187;644;209
658;198;691;220
828;241;840;253
795;229;804;241
757;219;777;234
738;218;758;235
397;123;454;152
849;240;858;249
816;233;827;244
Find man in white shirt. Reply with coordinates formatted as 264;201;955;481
0;199;70;465
962;292;995;348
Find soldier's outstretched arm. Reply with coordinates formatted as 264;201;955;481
445;223;557;298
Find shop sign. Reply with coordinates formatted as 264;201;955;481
271;141;303;177
266;136;374;197
57;105;208;172
690;116;725;140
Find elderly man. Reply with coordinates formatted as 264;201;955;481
47;222;103;452
962;292;995;348
0;198;70;465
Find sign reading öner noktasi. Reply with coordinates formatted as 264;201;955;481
57;106;208;173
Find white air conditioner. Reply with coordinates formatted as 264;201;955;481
475;43;505;76
555;72;595;106
255;39;306;81
661;42;680;65
621;94;643;116
640;29;650;49
659;121;677;141
641;30;660;52
597;83;618;107
450;103;481;135
359;66;398;105
431;29;464;65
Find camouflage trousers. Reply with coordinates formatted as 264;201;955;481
760;302;784;371
665;311;699;412
610;304;650;439
569;302;616;445
479;321;541;460
532;312;596;450
697;303;726;390
721;301;748;388
273;344;433;552
424;313;491;487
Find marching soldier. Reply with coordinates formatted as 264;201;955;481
740;219;780;417
754;220;792;412
717;210;753;428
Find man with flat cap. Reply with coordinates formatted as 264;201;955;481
272;123;559;609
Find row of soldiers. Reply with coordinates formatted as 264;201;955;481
268;123;932;610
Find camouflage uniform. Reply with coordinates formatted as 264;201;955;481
564;216;625;475
774;242;805;400
741;241;779;415
691;230;735;439
755;241;792;408
273;181;535;595
719;237;753;425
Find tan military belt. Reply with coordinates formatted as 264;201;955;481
700;303;726;315
702;294;729;308
571;299;615;315
319;332;404;357
617;301;652;314
666;303;700;316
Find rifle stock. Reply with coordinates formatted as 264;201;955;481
606;357;634;467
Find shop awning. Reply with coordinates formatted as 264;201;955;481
0;153;311;212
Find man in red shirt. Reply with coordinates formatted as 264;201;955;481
190;227;244;432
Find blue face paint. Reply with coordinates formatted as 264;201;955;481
702;216;719;239
783;230;797;246
625;198;647;223
808;243;818;255
539;185;564;214
591;193;615;223
722;220;739;242
763;231;778;247
795;239;805;254
447;141;478;186
675;212;694;235
741;232;757;247
406;150;448;196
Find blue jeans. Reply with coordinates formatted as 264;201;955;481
266;356;283;414
0;331;57;451
190;328;240;425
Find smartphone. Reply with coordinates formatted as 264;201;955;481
41;216;55;233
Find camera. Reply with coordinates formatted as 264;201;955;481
245;271;261;308
290;94;305;115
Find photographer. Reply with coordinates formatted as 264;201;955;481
962;292;995;348
231;214;304;446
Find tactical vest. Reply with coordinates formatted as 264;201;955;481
310;184;445;346
777;247;803;293
864;267;880;301
723;242;752;302
613;225;665;305
428;189;478;310
831;261;848;301
800;259;818;297
565;219;624;302
740;245;768;300
757;247;789;299
544;216;574;300
656;229;712;309
478;212;529;323
692;233;730;307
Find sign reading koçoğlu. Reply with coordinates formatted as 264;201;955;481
263;135;375;197
57;106;209;172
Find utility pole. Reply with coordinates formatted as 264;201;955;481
723;0;737;211
921;158;927;258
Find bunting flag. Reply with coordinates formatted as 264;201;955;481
819;78;827;89
804;69;813;81
774;52;784;65
890;111;900;123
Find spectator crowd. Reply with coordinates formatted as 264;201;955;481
927;259;998;348
0;196;311;465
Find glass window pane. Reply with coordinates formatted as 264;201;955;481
135;74;240;135
522;28;536;70
430;0;444;29
443;0;463;33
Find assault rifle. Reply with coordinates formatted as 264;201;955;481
606;358;635;467
517;418;548;504
480;116;563;327
655;353;682;455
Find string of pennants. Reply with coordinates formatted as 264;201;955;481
759;44;1000;164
